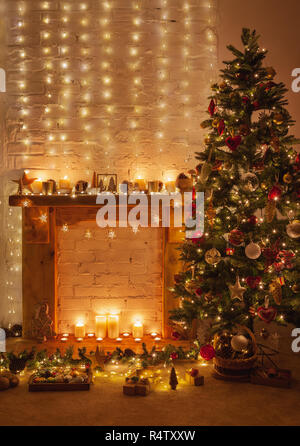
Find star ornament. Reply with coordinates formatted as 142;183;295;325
13;172;37;193
229;276;246;301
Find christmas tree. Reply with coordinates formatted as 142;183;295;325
170;29;300;337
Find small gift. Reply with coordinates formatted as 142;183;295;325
185;368;204;386
123;376;150;396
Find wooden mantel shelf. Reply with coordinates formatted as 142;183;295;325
9;193;184;208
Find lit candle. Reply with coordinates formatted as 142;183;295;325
61;337;68;342
32;178;43;194
165;179;176;193
151;332;158;337
122;332;130;337
132;321;143;339
96;315;107;338
87;333;95;338
96;337;103;342
134;178;147;191
108;315;119;339
59;176;71;189
74;322;85;338
116;337;122;342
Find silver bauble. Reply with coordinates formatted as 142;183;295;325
231;334;249;352
245;242;261;259
286;220;300;239
244;172;259;192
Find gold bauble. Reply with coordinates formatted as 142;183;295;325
265;67;276;79
261;182;268;190
205;248;222;265
283;173;293;184
273;113;284;125
212;118;219;128
219;82;227;91
204;136;211;144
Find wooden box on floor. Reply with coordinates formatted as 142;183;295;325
250;368;292;388
28;375;91;392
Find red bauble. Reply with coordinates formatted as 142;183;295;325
229;229;244;246
268;185;282;201
225;135;242;152
170;352;179;360
199;344;215;361
171;331;181;340
246;276;261;289
195;288;203;297
294;154;300;172
248;215;258;225
242;96;250;105
208;99;216;117
252;101;260;110
190;368;199;378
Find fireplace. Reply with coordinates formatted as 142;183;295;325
9;194;185;339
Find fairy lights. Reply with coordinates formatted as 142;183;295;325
3;0;217;325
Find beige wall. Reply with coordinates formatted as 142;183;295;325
218;0;300;137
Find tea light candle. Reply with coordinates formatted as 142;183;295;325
62;333;69;337
32;178;43;194
76;337;83;342
165;180;176;193
122;332;130;337
154;337;161;342
96;337;103;342
59;176;71;189
151;332;158;338
116;337;122;342
74;322;85;338
61;337;68;342
135;178;147;191
132;321;143;339
134;338;142;342
87;333;95;338
96;315;107;338
108;315;119;339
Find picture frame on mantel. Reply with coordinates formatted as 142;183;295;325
97;174;117;193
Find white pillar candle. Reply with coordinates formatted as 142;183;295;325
108;315;119;339
74;322;85;338
32;178;43;194
132;321;143;339
96;316;107;338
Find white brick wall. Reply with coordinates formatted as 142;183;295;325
57;221;163;335
0;0;218;325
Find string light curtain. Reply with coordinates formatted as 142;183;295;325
0;0;218;325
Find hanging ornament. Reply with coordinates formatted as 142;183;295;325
212;118;219;128
260;328;270;340
239;123;250;136
246;276;261;289
206;199;216;227
286;220;300;239
268;185;282;201
225;135;242;152
277;275;285;286
272;113;284;126
245;241;261;259
231;334;249;352
269;280;282;305
208;99;216;117
229;229;244;246
199;162;212;183
265;67;276;79
226;245;235;256
283;173;293;184
257;298;277;323
199;344;215;361
205;248;221;265
265;200;276;223
217;119;225;136
244;172;259;192
229;276;246;301
248;215;258;225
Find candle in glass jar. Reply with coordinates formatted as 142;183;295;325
32;178;43;194
165;180;176;193
59;176;71;189
135;178;147;191
132;321;143;339
74;322;85;338
96;315;107;339
108;315;119;339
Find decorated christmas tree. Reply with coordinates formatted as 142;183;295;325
170;29;300;337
